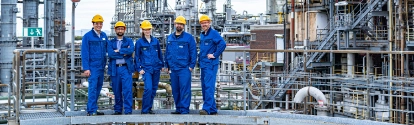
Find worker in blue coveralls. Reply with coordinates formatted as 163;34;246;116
107;21;135;115
165;16;197;114
81;14;108;116
198;14;226;115
135;20;164;114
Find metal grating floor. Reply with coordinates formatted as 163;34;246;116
15;110;400;125
20;112;63;120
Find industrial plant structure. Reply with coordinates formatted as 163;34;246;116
0;0;411;124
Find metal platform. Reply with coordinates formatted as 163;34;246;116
20;112;63;121
16;110;399;125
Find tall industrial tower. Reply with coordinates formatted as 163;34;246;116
22;0;39;47
0;0;18;93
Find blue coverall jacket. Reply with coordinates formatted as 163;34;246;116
135;36;164;73
81;28;108;114
107;37;135;75
81;28;107;71
165;32;197;70
198;27;226;68
198;27;226;115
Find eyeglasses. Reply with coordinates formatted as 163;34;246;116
200;22;209;25
94;23;103;26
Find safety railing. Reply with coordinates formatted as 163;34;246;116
12;49;60;123
9;48;414;125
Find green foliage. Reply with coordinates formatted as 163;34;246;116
75;36;83;40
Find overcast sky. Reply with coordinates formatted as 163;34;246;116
16;0;266;35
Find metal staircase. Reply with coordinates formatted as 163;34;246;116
267;0;387;101
353;0;387;29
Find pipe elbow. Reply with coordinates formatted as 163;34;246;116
293;86;327;105
158;82;172;95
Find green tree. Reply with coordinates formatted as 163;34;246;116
74;36;83;40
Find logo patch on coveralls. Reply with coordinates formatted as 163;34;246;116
142;48;147;50
205;42;209;45
179;46;183;48
102;38;106;40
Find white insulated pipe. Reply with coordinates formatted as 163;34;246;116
293;86;327;105
286;94;289;109
248;88;261;100
347;53;355;77
82;82;112;98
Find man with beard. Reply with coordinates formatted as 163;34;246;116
81;14;108;116
198;14;226;115
107;21;135;115
164;16;197;114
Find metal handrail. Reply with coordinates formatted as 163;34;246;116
12;50;21;122
11;49;60;123
21;49;59;105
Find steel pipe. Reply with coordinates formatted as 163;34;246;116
223;49;414;54
293;86;328;105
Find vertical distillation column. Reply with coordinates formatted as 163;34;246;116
111;0;123;36
161;0;167;40
54;0;66;49
186;0;195;33
0;0;18;92
224;0;232;25
124;0;132;36
266;0;281;24
134;1;143;36
175;0;193;31
22;0;39;47
44;0;55;49
192;0;197;35
200;0;216;26
145;0;151;17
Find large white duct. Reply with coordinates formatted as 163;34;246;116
293;86;327;105
82;82;112;98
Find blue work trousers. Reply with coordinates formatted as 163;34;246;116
87;68;104;114
170;68;192;114
201;64;218;114
111;65;133;114
142;70;160;113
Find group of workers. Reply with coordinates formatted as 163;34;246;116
81;14;226;116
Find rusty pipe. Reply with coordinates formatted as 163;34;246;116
22;49;59;57
388;0;394;122
158;82;172;95
55;52;60;105
13;50;21;121
62;50;68;111
399;0;405;77
24;101;56;108
138;82;172;95
290;0;295;73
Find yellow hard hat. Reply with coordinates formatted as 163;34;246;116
140;20;152;29
174;16;186;25
114;21;126;28
199;14;211;23
92;14;104;23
